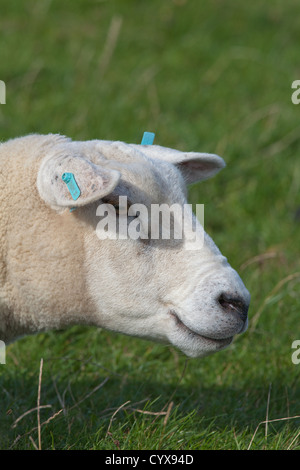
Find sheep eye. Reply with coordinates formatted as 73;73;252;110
102;198;131;216
114;205;121;215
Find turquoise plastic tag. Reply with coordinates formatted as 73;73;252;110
62;172;81;201
141;132;155;145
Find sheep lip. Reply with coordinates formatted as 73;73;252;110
169;310;232;344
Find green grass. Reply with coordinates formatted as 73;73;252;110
0;0;300;450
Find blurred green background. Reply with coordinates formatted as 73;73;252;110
0;0;299;450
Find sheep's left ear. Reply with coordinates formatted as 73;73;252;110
37;153;121;211
132;144;226;184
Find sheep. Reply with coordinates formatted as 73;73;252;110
0;133;250;358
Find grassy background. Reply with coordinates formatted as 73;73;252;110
0;0;300;450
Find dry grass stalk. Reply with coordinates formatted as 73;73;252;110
250;272;300;331
248;414;300;450
37;358;43;450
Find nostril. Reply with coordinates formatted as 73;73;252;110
218;293;249;322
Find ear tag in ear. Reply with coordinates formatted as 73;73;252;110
62;172;81;201
141;131;155;145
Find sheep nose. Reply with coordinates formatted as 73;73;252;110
218;293;249;322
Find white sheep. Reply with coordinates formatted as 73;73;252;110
0;134;250;357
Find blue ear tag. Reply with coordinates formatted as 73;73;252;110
141;131;155;145
62;172;81;200
62;173;81;211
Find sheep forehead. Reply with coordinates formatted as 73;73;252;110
77;140;188;206
115;159;187;206
52;138;187;205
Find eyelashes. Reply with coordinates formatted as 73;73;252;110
101;197;132;216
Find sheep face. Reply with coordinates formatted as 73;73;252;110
36;137;250;358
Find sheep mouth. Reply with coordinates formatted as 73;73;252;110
169;310;233;346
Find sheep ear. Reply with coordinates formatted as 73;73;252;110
37;154;121;210
133;144;226;184
174;152;226;184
